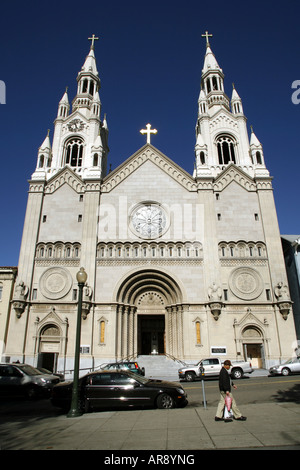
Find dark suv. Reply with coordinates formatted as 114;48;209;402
0;363;60;399
101;361;145;376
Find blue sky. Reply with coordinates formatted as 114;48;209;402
0;0;299;266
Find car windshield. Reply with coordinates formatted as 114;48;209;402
18;365;43;376
283;358;298;364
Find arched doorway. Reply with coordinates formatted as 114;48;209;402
137;291;166;355
115;269;184;359
38;324;61;372
242;326;264;368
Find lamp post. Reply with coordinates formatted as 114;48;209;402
67;267;88;418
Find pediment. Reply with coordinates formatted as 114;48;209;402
44;166;85;194
101;144;197;193
213;163;257;192
209;109;239;135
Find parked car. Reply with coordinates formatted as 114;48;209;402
269;357;300;376
51;369;188;412
100;361;145;376
36;367;65;381
178;357;253;381
0;363;60;399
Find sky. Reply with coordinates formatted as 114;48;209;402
0;0;299;267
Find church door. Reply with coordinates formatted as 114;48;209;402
138;315;165;355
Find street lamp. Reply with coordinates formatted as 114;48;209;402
67;267;88;418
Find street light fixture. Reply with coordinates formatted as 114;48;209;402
67;267;88;418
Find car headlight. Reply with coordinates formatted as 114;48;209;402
37;378;50;384
176;388;185;395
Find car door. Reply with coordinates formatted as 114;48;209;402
201;359;219;376
84;372;116;408
0;365;24;394
112;373;152;407
290;358;300;373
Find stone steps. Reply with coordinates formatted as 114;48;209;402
136;355;186;378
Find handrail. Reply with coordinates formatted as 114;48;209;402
61;352;188;376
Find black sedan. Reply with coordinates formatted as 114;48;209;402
51;370;188;412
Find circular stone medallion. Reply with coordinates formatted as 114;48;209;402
39;267;72;300
229;267;263;300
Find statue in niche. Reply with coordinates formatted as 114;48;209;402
274;282;290;301
14;281;28;301
208;282;222;301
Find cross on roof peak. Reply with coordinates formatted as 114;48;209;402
88;34;99;49
202;31;213;46
140;123;158;144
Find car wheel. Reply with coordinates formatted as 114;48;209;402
231;368;243;380
281;367;290;376
185;372;195;382
156;393;175;409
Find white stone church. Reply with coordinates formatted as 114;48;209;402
4;34;298;375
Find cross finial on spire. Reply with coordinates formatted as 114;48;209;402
140;123;158;144
202;30;213;46
88;34;99;49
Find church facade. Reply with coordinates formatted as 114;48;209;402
4;35;297;374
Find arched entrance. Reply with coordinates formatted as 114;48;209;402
137;291;166;355
38;324;61;372
115;269;184;359
242;326;264;368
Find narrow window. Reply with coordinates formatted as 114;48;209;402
256;151;262;164
72;289;78;301
217;213;221;220
100;321;105;344
78;214;82;222
32;289;37;300
196;321;201;345
42;215;47;223
254;213;259;221
223;289;228;301
93;154;98;166
266;289;271;301
79;195;83;202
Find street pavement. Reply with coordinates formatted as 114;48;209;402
0;370;299;452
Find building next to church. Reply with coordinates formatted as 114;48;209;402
3;34;298;375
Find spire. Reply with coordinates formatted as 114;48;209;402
200;32;229;112
72;35;101;115
57;87;70;119
231;83;244;115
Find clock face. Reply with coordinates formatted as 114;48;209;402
131;204;167;239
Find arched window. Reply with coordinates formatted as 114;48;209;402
65;138;84;167
82;79;88;93
256;151;262;164
216;135;236;165
39;155;44;168
195;321;201;345
93;153;99;166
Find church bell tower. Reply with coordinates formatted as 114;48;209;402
194;32;269;180
31;35;109;182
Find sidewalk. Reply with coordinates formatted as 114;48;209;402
0;401;299;450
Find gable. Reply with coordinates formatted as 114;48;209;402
214;164;257;192
44;167;85;194
101;144;197;193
